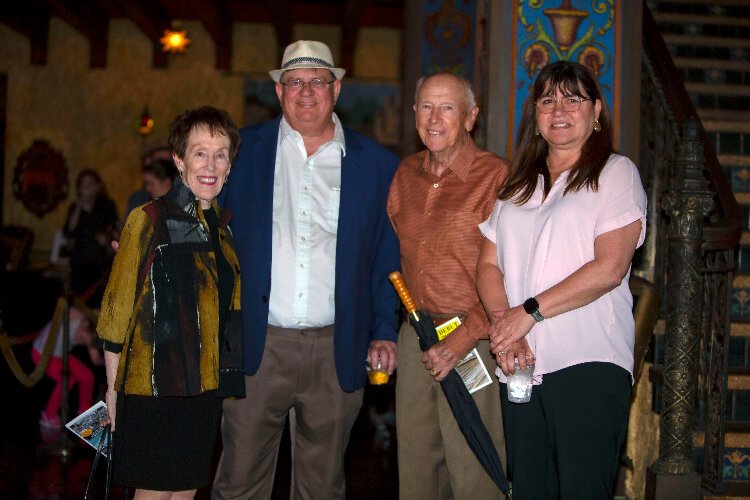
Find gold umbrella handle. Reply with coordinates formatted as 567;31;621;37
389;272;419;322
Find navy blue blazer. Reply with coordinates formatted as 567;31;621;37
221;116;401;392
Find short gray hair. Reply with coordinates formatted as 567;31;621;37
414;74;477;110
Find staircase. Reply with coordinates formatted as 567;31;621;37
649;0;750;495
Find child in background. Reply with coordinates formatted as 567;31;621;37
31;307;103;429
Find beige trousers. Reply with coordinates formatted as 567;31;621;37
212;325;363;500
396;322;506;500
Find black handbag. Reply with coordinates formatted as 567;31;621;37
84;424;113;500
216;309;245;399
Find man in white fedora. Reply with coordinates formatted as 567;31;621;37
212;40;401;499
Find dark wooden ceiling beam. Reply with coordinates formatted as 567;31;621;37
43;0;109;68
111;0;171;67
269;0;292;61
341;0;361;76
224;1;402;28
0;1;50;64
185;0;232;70
29;14;51;65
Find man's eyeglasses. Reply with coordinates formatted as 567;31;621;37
279;78;336;90
536;96;591;113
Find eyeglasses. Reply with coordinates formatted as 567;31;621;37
279;78;336;90
536;96;591;113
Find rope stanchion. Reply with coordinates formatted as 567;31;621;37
0;296;66;387
70;295;99;326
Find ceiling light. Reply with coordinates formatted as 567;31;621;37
160;29;190;53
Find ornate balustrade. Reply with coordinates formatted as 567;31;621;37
640;1;741;494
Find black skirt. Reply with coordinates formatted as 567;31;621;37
112;391;222;491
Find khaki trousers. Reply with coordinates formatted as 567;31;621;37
396;321;506;500
212;325;363;500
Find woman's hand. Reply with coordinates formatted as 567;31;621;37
494;338;535;377
489;305;535;354
104;388;117;431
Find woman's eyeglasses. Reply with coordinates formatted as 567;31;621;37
536;96;591;113
279;78;336;90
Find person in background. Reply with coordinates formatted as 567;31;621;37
97;106;242;497
476;60;647;498
212;40;400;500
64;169;118;306
387;72;508;499
141;158;178;200
123;148;177;219
32;307;102;431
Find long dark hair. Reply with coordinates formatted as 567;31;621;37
498;61;613;204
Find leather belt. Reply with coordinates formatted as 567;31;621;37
267;324;334;337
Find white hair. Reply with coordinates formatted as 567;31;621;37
414;74;476;110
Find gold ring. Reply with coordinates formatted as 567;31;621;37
498;351;506;356
525;354;533;360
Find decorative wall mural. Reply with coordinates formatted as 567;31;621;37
422;0;477;78
512;0;617;148
12;140;69;218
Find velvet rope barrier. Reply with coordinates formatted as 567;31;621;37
0;296;66;387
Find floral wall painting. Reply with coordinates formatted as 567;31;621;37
512;0;617;150
422;0;477;79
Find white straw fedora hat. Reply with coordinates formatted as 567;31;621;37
269;40;346;82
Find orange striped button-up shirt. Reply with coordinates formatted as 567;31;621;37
387;139;509;357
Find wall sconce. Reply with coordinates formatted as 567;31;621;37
160;29;190;53
138;107;154;135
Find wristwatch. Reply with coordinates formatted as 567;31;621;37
523;297;544;322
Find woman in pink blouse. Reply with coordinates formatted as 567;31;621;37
477;61;647;498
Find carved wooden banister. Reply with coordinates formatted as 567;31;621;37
640;1;741;494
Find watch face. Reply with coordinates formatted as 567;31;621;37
523;297;539;314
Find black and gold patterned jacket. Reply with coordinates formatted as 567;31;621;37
97;179;242;397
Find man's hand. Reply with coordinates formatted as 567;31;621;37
421;341;462;382
367;340;397;374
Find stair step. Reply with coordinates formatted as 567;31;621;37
676;58;750;72
700;109;750;122
654;319;750;337
651;363;750;390
655;12;750;27
703;481;750;500
729;369;750;390
686;82;750;96
735;193;750;204
653;0;750;5
664;34;750;49
720;155;750;167
694;430;750;449
703;120;750;134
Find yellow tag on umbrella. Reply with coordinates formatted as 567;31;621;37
436;316;461;341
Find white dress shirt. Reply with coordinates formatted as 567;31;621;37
268;114;345;328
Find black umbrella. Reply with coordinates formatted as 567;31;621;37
389;272;510;496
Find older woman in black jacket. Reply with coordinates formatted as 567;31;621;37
98;106;243;498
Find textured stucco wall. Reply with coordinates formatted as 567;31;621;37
0;18;400;252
